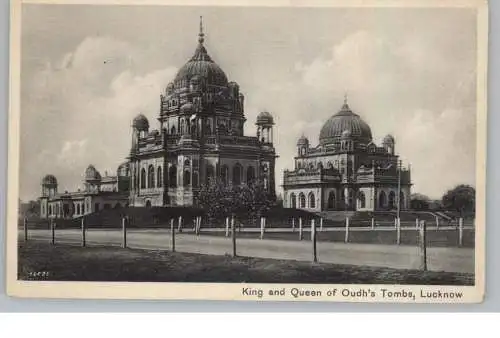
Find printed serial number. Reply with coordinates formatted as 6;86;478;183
26;271;50;279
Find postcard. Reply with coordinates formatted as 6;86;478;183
6;0;488;302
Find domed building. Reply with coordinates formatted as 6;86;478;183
283;97;411;212
39;164;131;219
127;18;277;207
38;18;276;216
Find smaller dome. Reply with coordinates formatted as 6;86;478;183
42;174;57;186
85;165;101;181
341;129;352;139
180;103;194;114
297;135;309;146
133;114;149;131
117;162;130;177
256;111;274;125
166;82;174;94
383;134;395;144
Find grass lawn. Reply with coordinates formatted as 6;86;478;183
18;241;474;285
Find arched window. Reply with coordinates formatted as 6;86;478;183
348;189;354;208
145;200;152;208
140;168;146;189
309;192;315;209
148;165;155;188
290;193;297;208
184;170;191;186
76;204;80;215
399;191;405;209
157;166;162;187
193;172;199;187
171;126;176;135
180;120;185;134
169;165;177;188
358;192;366;209
246;166;255;185
206;164;215;184
233;164;242;186
221;165;229;185
328;191;336;209
388;191;396;209
299;193;306;208
378;191;387;208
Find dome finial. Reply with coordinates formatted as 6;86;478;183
341;91;350;111
198;16;205;45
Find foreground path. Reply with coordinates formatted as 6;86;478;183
21;229;474;274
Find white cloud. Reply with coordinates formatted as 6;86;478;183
20;36;178;199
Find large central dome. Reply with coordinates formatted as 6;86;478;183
173;18;228;88
319;100;373;145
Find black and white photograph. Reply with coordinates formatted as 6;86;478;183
6;0;487;302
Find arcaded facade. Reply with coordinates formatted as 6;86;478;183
39;164;130;219
283;98;412;212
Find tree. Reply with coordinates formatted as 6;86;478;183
196;178;273;226
441;184;475;216
410;193;430;210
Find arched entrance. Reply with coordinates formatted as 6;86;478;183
378;191;387;209
327;191;336;209
145;200;152;208
388;191;396;209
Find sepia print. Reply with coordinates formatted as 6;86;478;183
6;0;487;302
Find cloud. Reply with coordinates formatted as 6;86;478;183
20;36;178;199
266;30;476;199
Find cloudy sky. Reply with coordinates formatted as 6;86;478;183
19;4;477;201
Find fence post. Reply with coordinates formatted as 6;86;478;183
371;217;375;230
458;217;464;247
345;217;350;243
292;218;295;232
51;220;55;245
231;214;236;257
197;216;202;235
435;216;439;229
396;217;401;245
192;217;197;232
320;218;323;232
394;218;397;228
121;217;127;248
225;217;230;237
299;217;303;241
170;218;176;252
81;217;86;247
415;218;419;230
178;216;183;233
260;217;265;240
312;219;317;263
419;220;427;271
23;217;28;242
